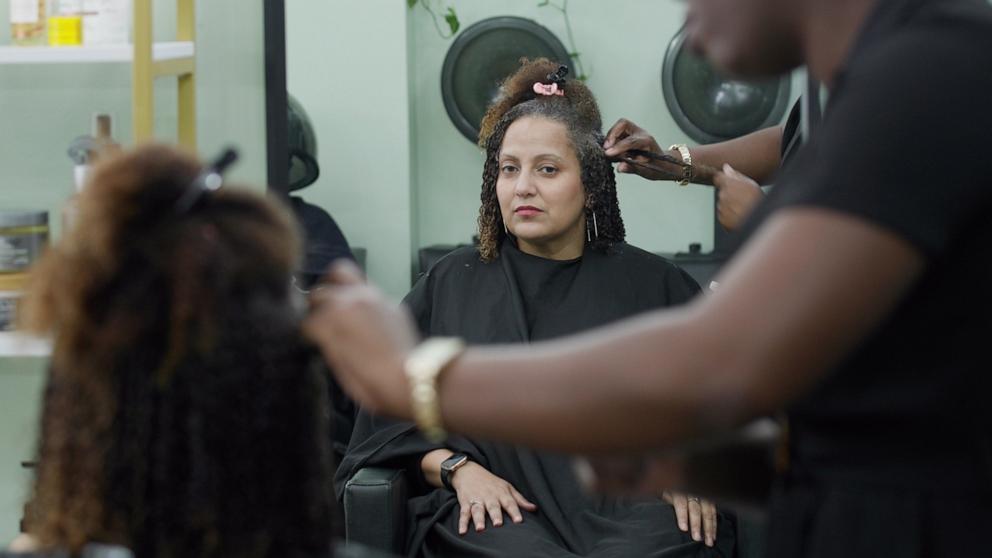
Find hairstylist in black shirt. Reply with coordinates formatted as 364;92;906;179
306;0;992;555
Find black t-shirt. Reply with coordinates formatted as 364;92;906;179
501;241;584;338
739;0;992;487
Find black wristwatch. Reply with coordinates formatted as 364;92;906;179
440;453;469;491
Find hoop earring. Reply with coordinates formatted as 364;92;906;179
593;211;599;240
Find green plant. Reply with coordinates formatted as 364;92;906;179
537;0;588;81
408;0;460;39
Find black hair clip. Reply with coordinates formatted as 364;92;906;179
547;65;569;87
174;147;240;214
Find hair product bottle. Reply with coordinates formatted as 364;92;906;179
64;114;118;232
48;0;83;46
82;0;130;45
9;0;48;46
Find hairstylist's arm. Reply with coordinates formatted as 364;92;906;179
603;119;783;185
305;209;922;453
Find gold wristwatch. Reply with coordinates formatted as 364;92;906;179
405;337;466;443
669;143;693;186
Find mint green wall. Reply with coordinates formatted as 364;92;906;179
286;0;414;300
0;0;269;544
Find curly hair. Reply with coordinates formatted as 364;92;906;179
477;58;625;262
20;145;335;558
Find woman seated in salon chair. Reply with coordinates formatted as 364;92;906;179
338;59;737;558
12;145;385;558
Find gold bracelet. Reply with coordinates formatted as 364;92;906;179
404;337;466;443
669;144;693;186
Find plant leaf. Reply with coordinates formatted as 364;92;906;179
407;0;417;8
444;7;460;35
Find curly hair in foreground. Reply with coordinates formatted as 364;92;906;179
20;144;335;558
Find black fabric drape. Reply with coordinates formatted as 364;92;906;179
338;242;736;558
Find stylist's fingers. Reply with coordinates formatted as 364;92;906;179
702;499;718;547
604;118;635;150
722;163;747;180
604;134;649;158
325;259;365;286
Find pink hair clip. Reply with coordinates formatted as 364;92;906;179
533;82;564;97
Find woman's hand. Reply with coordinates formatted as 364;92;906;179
603;118;683;181
714;164;765;231
451;462;538;535
302;260;417;417
663;491;719;547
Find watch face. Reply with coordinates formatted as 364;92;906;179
442;454;468;472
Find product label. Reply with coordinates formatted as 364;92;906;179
82;0;131;45
0;293;20;332
0;234;44;271
58;0;84;14
10;0;40;24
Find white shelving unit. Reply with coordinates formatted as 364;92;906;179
0;41;193;65
0;332;50;358
0;0;197;147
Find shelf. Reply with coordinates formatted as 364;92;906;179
0;41;194;65
0;332;51;358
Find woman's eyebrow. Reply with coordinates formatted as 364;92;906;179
500;152;565;163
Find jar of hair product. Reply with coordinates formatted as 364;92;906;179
0;210;49;273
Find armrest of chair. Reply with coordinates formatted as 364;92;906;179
343;467;408;554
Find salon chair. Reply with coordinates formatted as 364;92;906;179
342;467;409;554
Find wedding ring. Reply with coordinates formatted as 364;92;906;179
687;496;701;503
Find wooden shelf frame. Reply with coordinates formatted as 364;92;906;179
133;0;196;148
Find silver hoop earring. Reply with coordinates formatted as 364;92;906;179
593;211;599;240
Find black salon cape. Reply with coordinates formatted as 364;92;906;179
337;242;736;558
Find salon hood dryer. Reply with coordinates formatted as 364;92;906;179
662;25;792;144
287;93;320;192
